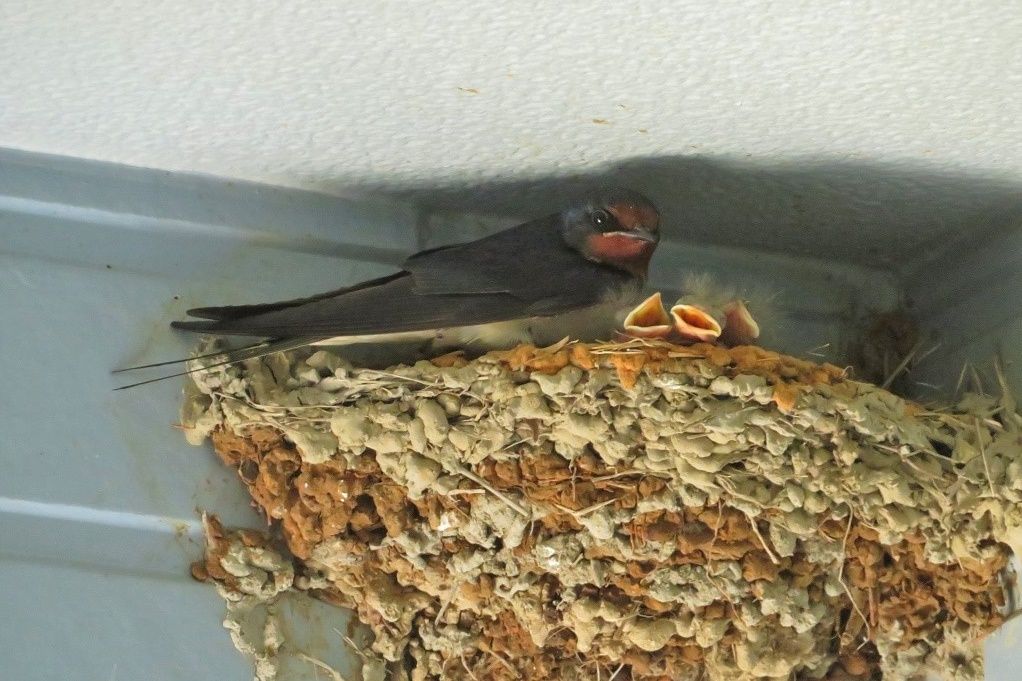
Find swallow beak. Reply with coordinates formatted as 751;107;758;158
669;304;723;343
607;229;659;244
623;292;673;338
720;299;760;347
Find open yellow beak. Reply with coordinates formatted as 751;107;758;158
669;304;723;343
623;292;673;338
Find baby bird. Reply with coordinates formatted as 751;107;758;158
671;272;764;347
619;273;772;347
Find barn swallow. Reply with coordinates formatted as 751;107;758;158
115;189;661;388
670;272;764;346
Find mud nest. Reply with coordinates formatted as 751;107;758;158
182;340;1022;681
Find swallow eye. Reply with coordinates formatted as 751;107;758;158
591;209;613;230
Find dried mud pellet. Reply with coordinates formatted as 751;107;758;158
182;341;1020;681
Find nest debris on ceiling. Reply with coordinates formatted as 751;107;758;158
182;339;1022;681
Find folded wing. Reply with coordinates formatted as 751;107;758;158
171;215;628;338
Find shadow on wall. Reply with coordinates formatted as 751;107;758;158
351;155;1022;276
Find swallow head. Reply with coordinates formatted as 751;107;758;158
562;188;661;279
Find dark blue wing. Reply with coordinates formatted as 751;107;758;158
172;216;629;338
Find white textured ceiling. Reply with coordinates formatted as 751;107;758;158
2;1;1022;266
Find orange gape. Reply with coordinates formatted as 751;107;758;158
623;292;672;338
670;304;723;343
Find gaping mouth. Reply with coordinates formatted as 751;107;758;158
669;304;723;343
721;299;760;346
623;292;673;338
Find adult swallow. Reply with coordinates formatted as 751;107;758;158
115;189;661;388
